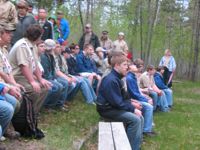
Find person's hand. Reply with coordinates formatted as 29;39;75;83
148;98;153;105
30;81;41;93
40;79;52;90
15;83;25;92
131;100;142;110
67;77;73;84
9;86;22;99
134;109;142;117
2;86;9;95
71;77;77;83
158;90;163;96
98;52;104;59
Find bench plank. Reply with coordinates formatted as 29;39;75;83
111;122;132;150
98;122;114;150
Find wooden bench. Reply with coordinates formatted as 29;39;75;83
98;122;131;150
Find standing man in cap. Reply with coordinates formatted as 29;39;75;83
11;0;36;46
56;10;70;46
38;8;53;41
100;30;113;53
113;32;129;55
79;23;100;51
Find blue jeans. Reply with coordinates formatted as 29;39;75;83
163;88;173;107
0;125;2;137
55;77;69;107
140;101;153;132
98;109;143;150
157;92;169;112
5;94;17;109
149;91;158;110
0;100;14;136
75;76;96;104
43;79;63;108
66;81;80;101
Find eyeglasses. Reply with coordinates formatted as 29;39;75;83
75;47;80;50
85;27;90;29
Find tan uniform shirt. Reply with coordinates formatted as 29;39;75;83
139;71;155;90
0;0;18;25
112;39;128;53
8;38;39;81
100;38;113;51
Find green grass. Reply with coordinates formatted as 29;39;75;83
37;81;200;150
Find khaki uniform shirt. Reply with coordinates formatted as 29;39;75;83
0;0;18;25
112;39;128;53
139;71;155;90
54;54;68;75
100;38;113;51
8;38;39;81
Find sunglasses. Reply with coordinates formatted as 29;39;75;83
85;27;90;29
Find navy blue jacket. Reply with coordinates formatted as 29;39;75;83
97;69;135;112
154;72;168;89
67;55;79;76
40;52;56;80
126;72;148;103
76;52;99;73
0;83;5;100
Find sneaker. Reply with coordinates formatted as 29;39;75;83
57;106;69;112
143;131;157;137
0;136;6;142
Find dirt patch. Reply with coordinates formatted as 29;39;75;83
0;139;46;150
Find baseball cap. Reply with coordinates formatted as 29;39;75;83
44;39;56;50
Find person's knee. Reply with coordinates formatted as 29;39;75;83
1;103;14;119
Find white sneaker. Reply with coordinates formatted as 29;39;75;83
0;136;6;142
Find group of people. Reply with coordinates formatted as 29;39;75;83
0;0;176;150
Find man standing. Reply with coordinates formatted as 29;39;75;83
38;8;53;41
79;23;100;51
100;30;113;53
11;0;36;46
56;11;70;46
96;54;143;150
112;32;129;55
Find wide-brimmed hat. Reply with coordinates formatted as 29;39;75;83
118;32;125;36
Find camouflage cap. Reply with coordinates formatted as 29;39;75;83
0;21;16;31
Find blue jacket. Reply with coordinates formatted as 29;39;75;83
97;69;135;112
59;18;70;40
76;52;99;73
40;53;56;80
126;72;148;102
154;72;168;89
0;83;5;100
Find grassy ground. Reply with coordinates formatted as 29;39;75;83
2;81;200;150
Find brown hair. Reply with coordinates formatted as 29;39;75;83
83;43;93;50
134;58;144;68
24;24;43;42
111;55;128;67
156;66;165;72
107;51;124;65
146;65;155;71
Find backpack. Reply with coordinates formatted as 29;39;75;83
12;92;45;139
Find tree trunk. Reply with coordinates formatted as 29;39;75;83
191;0;200;81
78;0;84;33
86;0;91;24
139;0;144;59
145;0;159;64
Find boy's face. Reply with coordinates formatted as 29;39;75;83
117;61;128;76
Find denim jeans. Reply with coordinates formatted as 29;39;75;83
75;76;96;104
163;88;173;106
0;100;14;136
140;101;153;133
5;94;17;109
55;77;69;107
43;79;63;108
157;92;169;112
149;91;158;110
66;81;80;101
0;125;2;137
97;108;143;150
